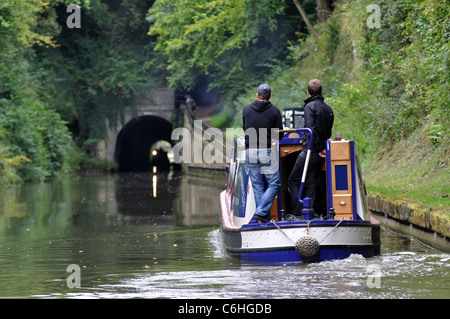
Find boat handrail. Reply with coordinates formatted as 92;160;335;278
294;128;313;206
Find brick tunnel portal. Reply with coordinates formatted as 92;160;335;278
115;115;177;172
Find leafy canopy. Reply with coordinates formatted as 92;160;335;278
148;0;287;93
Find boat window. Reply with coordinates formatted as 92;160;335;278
232;161;247;218
335;165;349;191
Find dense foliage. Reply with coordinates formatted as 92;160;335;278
213;0;448;197
0;0;71;182
221;0;449;158
44;0;160;142
0;0;448;190
1;0;160;182
147;0;309;95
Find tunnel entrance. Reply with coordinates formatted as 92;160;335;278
115;115;178;172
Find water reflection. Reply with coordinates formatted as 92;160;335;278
114;171;181;220
177;171;225;226
0;170;227;297
112;170;225;226
0;171;448;299
0;170;225;233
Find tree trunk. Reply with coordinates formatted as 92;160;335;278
316;0;331;22
293;0;320;38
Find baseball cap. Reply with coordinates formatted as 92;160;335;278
257;83;271;95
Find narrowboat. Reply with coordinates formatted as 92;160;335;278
219;128;381;263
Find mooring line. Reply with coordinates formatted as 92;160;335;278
270;220;297;244
318;218;344;244
270;218;345;245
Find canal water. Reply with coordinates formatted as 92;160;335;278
0;171;448;299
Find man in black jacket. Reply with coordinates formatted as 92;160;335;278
243;84;283;223
288;79;334;216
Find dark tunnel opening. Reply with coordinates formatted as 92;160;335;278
115;115;179;172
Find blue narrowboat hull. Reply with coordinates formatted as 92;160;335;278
219;197;380;263
240;246;377;264
219;133;381;264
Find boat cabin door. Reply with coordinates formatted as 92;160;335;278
326;140;361;220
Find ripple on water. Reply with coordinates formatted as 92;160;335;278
93;253;449;299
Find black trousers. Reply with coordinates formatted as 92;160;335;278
287;149;325;215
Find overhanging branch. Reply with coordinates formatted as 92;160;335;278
293;0;320;38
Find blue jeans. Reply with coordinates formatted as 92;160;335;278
245;149;281;218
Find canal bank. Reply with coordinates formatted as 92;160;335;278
368;192;450;252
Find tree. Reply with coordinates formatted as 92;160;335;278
292;0;334;38
293;0;319;38
38;0;160;144
0;0;73;181
316;0;332;22
148;0;292;95
0;0;57;49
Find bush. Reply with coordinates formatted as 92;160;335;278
0;98;73;181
